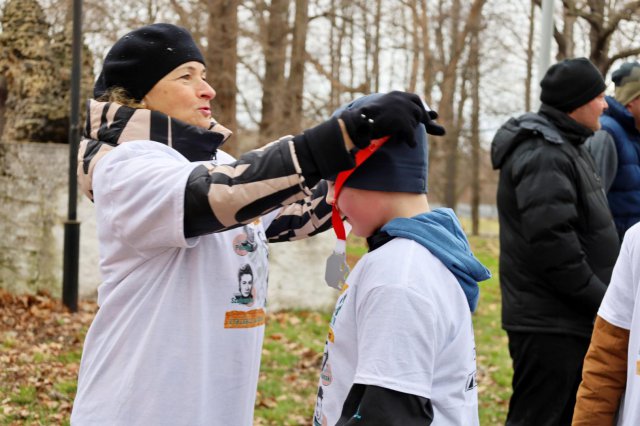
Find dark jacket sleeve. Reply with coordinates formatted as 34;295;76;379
183;122;353;238
336;384;433;426
511;143;607;314
573;315;629;425
585;130;618;193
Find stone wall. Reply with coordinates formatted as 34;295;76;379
0;142;339;310
0;142;96;295
268;234;339;311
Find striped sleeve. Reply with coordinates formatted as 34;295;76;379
265;180;333;242
184;137;315;237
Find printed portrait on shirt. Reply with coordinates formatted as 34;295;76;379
231;222;269;307
313;386;327;426
320;346;332;386
231;264;255;306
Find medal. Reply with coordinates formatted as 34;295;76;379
324;136;389;290
325;230;350;289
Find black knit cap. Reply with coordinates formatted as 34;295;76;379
93;23;205;102
540;57;606;112
331;94;428;194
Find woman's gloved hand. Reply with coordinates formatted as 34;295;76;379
340;91;446;149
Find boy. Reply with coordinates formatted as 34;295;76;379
314;94;491;425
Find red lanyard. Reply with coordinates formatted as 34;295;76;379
331;136;390;240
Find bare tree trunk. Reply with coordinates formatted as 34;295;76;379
259;0;289;141
557;3;575;60
284;0;308;134
371;0;382;92
587;0;608;72
328;0;337;109
427;0;450;203
470;25;481;236
525;0;535;112
329;0;345;111
407;0;420;92
419;0;433;104
442;0;461;209
438;0;486;209
0;75;6;138
348;2;355;91
361;0;371;88
207;0;239;153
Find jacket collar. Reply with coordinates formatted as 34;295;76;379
78;99;233;201
84;99;232;162
539;103;594;146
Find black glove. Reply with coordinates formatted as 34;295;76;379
340;91;445;149
424;109;446;137
338;108;374;149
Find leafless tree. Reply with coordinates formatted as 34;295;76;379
206;0;240;155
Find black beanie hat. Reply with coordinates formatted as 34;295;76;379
93;23;205;102
540;57;606;112
331;94;429;194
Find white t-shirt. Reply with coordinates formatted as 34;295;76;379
71;141;277;426
314;238;479;426
598;223;640;425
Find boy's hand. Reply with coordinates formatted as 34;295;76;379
339;91;445;149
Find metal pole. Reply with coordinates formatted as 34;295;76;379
539;0;555;83
62;0;83;313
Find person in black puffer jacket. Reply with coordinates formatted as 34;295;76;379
490;57;620;426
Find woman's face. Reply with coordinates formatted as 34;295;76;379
239;274;253;297
143;61;216;129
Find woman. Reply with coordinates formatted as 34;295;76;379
70;23;439;425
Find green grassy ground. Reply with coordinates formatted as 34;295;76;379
1;224;511;425
470;235;511;425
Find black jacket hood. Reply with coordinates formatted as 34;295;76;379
491;112;564;170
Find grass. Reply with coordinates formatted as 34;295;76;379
255;311;332;425
470;235;511;425
0;221;511;425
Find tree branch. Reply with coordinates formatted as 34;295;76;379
304;52;369;93
606;47;640;70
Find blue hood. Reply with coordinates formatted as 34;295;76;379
381;208;491;312
604;95;639;135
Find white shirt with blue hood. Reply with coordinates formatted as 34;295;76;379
314;94;491;426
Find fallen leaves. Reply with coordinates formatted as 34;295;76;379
0;291;330;425
0;288;512;425
0;289;97;424
254;310;330;425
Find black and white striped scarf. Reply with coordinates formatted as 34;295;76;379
78;99;232;201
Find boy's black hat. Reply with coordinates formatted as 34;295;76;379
332;93;428;194
94;23;205;102
540;57;606;112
